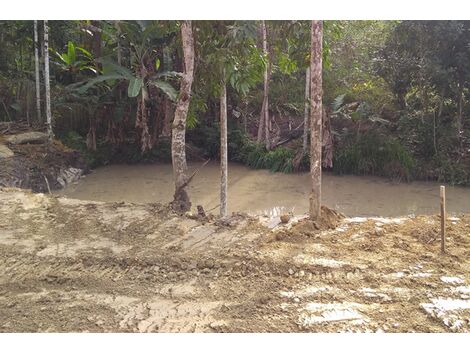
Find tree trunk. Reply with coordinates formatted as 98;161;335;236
43;20;53;141
262;21;270;150
162;98;174;137
302;67;310;154
114;21;122;65
220;78;228;217
257;21;270;146
34;20;41;124
458;81;464;143
171;20;195;213
257;100;265;143
309;20;323;220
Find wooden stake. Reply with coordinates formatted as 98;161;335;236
440;185;446;253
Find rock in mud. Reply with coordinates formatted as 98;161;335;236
280;214;291;224
0;144;14;158
57;167;83;187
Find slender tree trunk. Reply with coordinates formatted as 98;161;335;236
309;20;323;220
257;21;270;146
162;98;174;137
43;20;53;141
302;67;310;154
257;101;265;143
171;20;195;213
220;78;228;217
262;21;270;150
34;20;41;124
114;21;122;65
458;81;464;143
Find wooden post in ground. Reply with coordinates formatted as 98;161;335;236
440;185;446;253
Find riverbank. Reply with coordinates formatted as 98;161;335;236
0;123;88;192
1;188;469;332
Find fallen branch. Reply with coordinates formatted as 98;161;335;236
43;174;52;195
175;159;210;195
206;203;221;212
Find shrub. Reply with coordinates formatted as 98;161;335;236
333;132;415;181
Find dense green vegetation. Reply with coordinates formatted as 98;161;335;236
1;20;469;185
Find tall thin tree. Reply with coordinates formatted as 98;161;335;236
257;20;270;147
43;20;53;141
33;20;41;124
309;20;323;220
220;74;228;217
302;67;310;154
262;21;271;150
171;20;195;213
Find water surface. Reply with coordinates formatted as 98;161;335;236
58;162;470;217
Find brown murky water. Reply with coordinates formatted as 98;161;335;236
58;162;470;216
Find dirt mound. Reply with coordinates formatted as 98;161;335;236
275;206;345;242
0;123;88;192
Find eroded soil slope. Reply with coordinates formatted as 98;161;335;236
0;188;469;332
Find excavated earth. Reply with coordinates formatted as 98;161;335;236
0;187;469;333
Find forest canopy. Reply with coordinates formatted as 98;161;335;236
1;20;469;185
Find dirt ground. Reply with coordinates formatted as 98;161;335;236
0;187;469;332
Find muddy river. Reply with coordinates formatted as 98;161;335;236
57;162;470;217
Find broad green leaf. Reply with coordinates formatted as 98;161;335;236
67;42;76;64
332;94;346;112
128;77;143;98
73;73;126;93
148;79;177;101
76;47;93;59
152;71;182;80
99;58;134;79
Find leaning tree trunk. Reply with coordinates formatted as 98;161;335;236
33;20;41;124
171;20;195;213
43;20;53;141
220;77;228;217
302;67;311;154
309;20;323;220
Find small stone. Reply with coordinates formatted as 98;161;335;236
293;297;300;303
280;214;291;224
288;268;295;275
374;227;384;235
298;270;305;277
205;259;215;268
209;321;224;329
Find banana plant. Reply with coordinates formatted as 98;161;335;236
73;58;179;100
52;41;96;82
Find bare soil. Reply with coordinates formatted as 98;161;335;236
0;188;469;332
